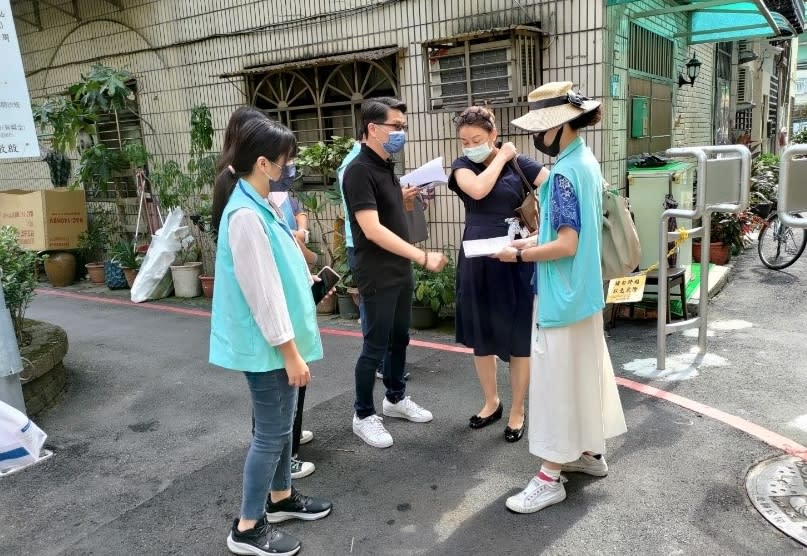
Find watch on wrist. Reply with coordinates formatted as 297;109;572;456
516;249;523;263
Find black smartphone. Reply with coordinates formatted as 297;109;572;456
311;266;341;305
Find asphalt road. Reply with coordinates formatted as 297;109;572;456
1;251;806;555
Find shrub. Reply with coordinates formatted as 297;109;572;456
0;226;41;344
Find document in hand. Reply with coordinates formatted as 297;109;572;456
462;236;512;258
400;157;448;187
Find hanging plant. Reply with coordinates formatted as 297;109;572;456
44;150;72;187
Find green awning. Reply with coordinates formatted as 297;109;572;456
614;0;795;45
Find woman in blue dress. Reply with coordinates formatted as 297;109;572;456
449;106;549;442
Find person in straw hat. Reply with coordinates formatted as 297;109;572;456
493;81;627;514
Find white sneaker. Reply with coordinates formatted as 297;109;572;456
561;454;608;477
382;396;433;423
290;456;315;479
505;477;566;514
352;414;393;448
299;430;313;445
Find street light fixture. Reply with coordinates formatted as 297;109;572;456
678;53;702;88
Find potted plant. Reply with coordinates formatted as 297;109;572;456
170;239;202;298
77;213;112;284
109;241;143;288
693;214;744;265
412;252;456;329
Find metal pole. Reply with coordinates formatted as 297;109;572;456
657;215;670;370
0;270;26;414
698;210;711;354
779;144;807;228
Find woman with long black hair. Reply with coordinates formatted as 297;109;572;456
209;115;331;556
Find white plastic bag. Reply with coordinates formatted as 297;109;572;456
0;401;47;474
131;208;188;303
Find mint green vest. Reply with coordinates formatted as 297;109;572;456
209;180;323;372
536;137;605;328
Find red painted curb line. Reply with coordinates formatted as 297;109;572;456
38;287;807;461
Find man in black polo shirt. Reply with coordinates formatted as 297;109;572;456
343;97;448;449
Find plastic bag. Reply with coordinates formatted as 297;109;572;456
131;208;188;303
0;401;47;473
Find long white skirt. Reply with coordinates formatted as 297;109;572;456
528;310;627;464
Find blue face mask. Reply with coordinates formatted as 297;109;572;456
382;131;406;155
270;163;296;192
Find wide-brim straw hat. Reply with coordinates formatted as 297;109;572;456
511;81;601;132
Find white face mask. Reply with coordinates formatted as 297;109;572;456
463;142;493;163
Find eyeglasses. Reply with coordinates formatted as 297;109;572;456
375;122;409;132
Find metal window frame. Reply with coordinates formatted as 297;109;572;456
423;27;541;113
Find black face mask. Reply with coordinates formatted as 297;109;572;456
533;129;563;157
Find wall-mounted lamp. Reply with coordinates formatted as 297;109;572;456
678;53;702;88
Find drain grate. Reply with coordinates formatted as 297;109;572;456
746;455;807;546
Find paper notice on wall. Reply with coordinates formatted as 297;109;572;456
0;1;40;159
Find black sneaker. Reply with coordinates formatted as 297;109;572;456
265;486;332;523
226;515;300;556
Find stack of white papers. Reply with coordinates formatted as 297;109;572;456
400;157;448;187
462;236;512;258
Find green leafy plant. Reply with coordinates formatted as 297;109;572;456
0;226;42;344
108;241;143;270
413;251;456;313
710;213;744;252
792;128;807;145
73;144;128;191
78;212;114;263
68;64;135;115
296;136;356;188
32;95;96;153
297;190;337;264
750;153;778;211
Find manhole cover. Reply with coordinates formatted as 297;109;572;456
746;455;807;546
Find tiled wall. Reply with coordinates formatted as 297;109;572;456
2;0;611;252
605;0;715;189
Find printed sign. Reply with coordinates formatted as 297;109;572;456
606;274;646;304
0;1;39;159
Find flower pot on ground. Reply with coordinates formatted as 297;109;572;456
410;304;438;329
692;241;730;266
337;293;359;319
123;268;138;289
200;275;214;298
317;293;337;314
104;260;128;290
43;252;76;287
84;262;106;284
170;262;203;298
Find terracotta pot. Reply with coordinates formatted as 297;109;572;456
200;275;214;298
85;262;106;284
122;268;138;289
316;294;337;314
692;241;730;265
44;252;76;287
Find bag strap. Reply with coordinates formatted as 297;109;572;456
509;157;534;198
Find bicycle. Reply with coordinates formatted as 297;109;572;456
749;195;807;270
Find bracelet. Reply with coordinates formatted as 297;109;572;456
423;251;429;267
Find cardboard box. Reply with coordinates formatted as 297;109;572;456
0;189;88;251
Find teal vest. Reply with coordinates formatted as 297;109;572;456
209;180;323;372
536;137;605;328
337;141;362;248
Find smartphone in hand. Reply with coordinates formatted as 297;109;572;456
311;266;341;305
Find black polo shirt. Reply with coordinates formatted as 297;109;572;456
343;145;411;293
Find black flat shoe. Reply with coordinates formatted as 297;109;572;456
504;424;524;442
469;402;503;429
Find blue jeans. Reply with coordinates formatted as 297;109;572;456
353;279;413;418
241;370;297;519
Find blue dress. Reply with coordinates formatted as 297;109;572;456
448;155;543;360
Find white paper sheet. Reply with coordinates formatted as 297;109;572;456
462;236;512;258
399;157;448;187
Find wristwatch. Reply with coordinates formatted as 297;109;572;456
516;249;523;263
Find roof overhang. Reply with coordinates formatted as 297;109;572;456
218;46;402;79
612;0;796;44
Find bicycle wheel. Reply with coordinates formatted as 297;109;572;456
757;213;807;270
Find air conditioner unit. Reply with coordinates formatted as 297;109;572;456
737;67;754;104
